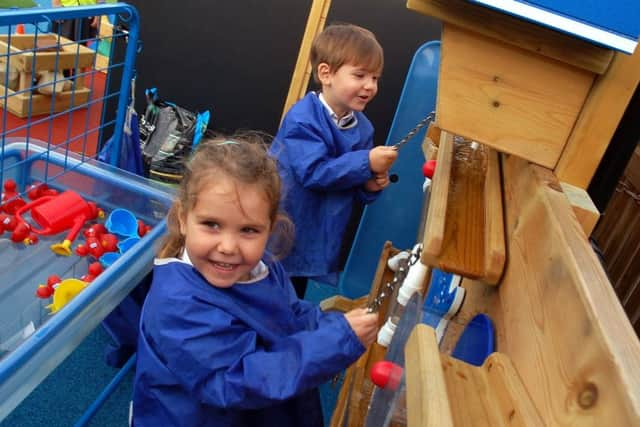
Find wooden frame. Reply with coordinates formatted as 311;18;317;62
280;0;332;121
0;34;95;117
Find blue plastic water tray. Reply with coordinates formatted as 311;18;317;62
465;0;640;54
0;141;174;420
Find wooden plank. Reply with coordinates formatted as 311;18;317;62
611;226;640;299
592;188;628;254
320;295;367;312
406;0;614;75
0;34;96;72
495;154;640;425
555;48;640;188
422;130;454;257
18;71;31;91
422;121;441;160
422;139;505;284
0;83;90;118
481;353;545;427
483;150;505;284
559;182;600;237
442;353;545;427
280;0;332;121
607;202;640;285
407;323;543;427
600;195;637;263
405;325;454;427
626;146;640;190
437;24;594;168
425;140;486;277
329;241;399;426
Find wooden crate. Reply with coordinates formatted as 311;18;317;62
0;34;95;118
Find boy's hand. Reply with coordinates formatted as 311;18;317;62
364;173;390;192
344;308;379;347
369;146;398;173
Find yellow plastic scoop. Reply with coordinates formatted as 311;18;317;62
47;278;88;313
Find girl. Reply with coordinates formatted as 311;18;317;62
132;133;379;427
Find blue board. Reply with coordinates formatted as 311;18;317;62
338;41;440;299
466;0;640;54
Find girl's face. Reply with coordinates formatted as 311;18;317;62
179;176;272;288
318;62;379;118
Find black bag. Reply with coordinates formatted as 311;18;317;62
139;88;203;184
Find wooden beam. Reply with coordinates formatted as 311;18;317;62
406;0;614;75
555;48;640;188
280;0;332;121
422;130;454;257
437;24;594;168
560;182;600;237
495;154;640;425
405;325;454;427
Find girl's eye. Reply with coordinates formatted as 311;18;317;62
202;221;219;229
241;227;259;234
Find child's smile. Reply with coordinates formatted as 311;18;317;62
179;176;272;288
320;63;379;117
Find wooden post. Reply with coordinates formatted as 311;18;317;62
280;0;332;122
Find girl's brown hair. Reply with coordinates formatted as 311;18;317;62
158;131;292;259
310;23;383;84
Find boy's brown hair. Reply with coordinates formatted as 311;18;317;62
310;23;383;85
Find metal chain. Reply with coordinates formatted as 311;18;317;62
616;179;640;205
367;245;423;313
392;112;436;151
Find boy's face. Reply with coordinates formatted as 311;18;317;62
318;62;379;118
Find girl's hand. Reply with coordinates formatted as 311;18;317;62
344;308;379;347
369;146;398;173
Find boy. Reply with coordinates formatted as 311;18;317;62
270;23;397;298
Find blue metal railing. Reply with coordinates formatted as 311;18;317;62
0;4;154;422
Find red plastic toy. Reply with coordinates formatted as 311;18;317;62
370;361;403;391
35;274;62;299
1;179;26;214
16;190;104;256
0;214;17;233
422;159;437;179
75;224;119;258
80;262;105;282
26;182;58;200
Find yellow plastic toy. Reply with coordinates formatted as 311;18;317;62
46;278;88;313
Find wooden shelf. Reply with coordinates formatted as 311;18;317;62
421;130;505;284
